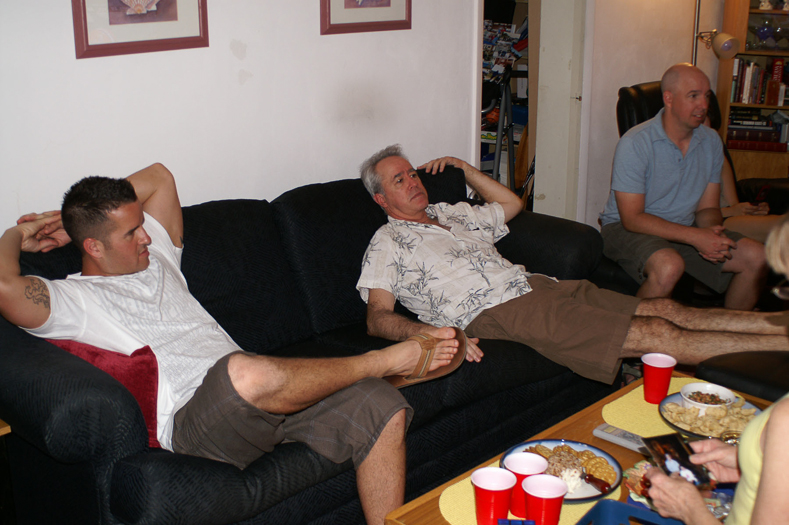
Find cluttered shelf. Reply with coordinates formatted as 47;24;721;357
731;102;789;108
481;19;528;187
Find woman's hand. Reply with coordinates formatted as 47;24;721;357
688;439;740;483
644;468;719;524
723;201;770;217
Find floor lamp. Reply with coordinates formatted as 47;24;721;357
692;0;740;65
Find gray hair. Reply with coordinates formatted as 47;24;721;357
359;144;408;198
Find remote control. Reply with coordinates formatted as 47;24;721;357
593;423;648;454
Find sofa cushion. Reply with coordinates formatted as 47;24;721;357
272;180;388;334
495;211;604;280
182;200;313;353
47;340;160;448
273;168;469;335
20;243;82;279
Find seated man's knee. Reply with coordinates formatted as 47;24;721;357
644;249;685;285
731;238;768;274
227;353;287;401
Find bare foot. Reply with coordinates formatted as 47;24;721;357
381;332;458;378
423;326;483;362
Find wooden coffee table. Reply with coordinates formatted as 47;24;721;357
0;419;8;438
385;374;770;525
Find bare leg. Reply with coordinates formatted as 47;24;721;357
357;409;407;525
621;316;789;364
720;237;769;310
636;297;789;335
229;336;460;414
723;214;786;245
637;248;685;299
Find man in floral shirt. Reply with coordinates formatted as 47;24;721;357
356;145;789;384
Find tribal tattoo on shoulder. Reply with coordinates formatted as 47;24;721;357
24;278;50;310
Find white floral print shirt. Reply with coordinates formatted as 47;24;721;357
357;202;532;329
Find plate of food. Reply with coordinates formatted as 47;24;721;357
501;439;622;501
659;392;760;440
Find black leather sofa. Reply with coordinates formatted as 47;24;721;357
0;168;620;525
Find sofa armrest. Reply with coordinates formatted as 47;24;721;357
0;319;148;463
111;443;350;524
495;211;604;280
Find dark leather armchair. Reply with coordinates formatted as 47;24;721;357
615;80;724;136
615;81;663;137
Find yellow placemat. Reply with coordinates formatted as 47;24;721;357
602;377;700;438
438;460;621;525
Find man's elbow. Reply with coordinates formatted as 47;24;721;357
365;311;381;337
503;201;523;222
619;215;638;232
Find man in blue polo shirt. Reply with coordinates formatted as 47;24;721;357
600;63;767;310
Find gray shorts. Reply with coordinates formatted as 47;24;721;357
172;352;412;470
466;276;641;384
601;222;744;294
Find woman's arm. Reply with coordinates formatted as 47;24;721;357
750;397;789;524
720;156;770;217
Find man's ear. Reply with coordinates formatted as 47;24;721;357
373;193;388;209
663;90;673;109
83;237;104;259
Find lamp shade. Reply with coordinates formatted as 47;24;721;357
712;32;740;60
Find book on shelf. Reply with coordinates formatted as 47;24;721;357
766;80;781;106
773;59;784;82
756;68;767;104
731;57;740;102
741;63;755;103
729;106;765;120
729;58;788;106
729;119;773;126
727;128;781;142
727;139;789;152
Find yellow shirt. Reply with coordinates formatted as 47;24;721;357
726;392;789;524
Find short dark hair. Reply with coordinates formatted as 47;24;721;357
62;176;138;246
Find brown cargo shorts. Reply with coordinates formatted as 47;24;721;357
172;352;412;470
466;276;640;384
601;221;743;294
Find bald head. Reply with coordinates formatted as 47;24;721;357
660;63;711;134
661;63;708;96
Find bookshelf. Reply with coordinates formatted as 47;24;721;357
716;0;789;179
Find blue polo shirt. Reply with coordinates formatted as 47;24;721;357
599;108;723;227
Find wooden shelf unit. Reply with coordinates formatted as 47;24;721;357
716;0;789;179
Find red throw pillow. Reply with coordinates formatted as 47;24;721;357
47;339;160;448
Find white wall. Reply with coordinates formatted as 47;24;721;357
0;1;482;228
532;0;586;220
579;0;723;227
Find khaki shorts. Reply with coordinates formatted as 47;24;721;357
465;276;640;384
601;222;744;294
172;352;412;470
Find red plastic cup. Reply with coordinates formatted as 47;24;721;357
470;467;517;525
502;452;549;518
523;474;568;525
641;353;677;404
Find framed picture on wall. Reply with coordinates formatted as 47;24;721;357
71;0;209;59
320;0;411;35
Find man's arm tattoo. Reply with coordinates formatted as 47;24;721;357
24;278;50;310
